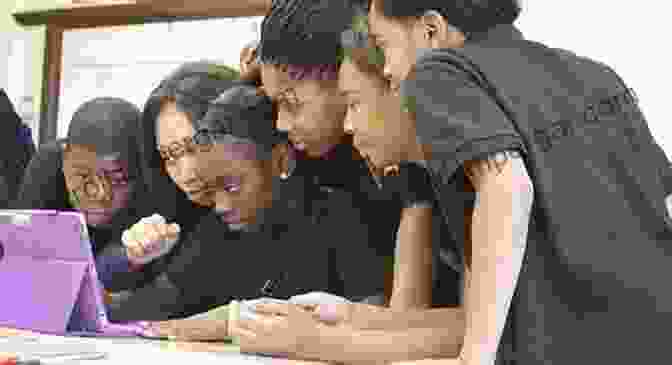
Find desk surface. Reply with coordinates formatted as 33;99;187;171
0;328;326;365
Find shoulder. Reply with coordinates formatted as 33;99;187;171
403;49;475;99
33;141;63;164
22;141;63;178
551;47;625;86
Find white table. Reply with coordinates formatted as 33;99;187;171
1;332;325;365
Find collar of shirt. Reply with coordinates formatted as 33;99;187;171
468;24;525;44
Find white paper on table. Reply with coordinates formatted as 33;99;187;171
91;341;282;365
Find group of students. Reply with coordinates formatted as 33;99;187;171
6;0;672;364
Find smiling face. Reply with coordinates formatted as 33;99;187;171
62;144;133;227
339;56;419;174
261;64;347;158
156;100;213;206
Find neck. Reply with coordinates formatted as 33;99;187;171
404;139;426;164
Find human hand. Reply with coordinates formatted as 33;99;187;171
288;292;352;325
239;42;261;84
231;302;322;358
122;214;180;265
146;318;228;342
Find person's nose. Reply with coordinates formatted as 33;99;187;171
343;113;355;135
214;191;235;212
84;174;112;203
383;64;393;87
276;110;295;133
175;154;202;188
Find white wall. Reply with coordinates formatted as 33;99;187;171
0;35;9;93
0;31;38;145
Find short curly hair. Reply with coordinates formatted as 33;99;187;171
258;0;369;81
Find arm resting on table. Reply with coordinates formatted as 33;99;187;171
299;325;464;364
348;305;464;332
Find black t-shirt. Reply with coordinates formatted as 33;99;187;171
403;24;672;365
293;141;401;258
107;174;387;322
295;141;463;306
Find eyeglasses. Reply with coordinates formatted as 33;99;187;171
158;135;213;162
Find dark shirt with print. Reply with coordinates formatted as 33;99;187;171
402;24;672;365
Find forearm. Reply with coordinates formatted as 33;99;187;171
349;304;464;331
461;155;532;365
389;206;434;309
176;308;230;340
300;325;463;364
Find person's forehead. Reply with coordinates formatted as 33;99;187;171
261;63;334;100
197;143;259;174
65;145;126;169
367;3;398;37
367;2;381;32
260;64;291;99
156;101;194;145
341;63;385;98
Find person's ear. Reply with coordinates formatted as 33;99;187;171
420;10;465;48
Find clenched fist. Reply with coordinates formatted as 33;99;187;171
122;214;180;265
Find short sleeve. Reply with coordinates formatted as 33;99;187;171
401;51;526;183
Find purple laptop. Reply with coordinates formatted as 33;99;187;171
0;210;148;337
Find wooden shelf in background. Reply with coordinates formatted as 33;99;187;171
13;0;270;29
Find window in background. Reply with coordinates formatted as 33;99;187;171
58;17;261;139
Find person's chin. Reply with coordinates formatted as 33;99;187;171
307;143;337;158
85;213;113;226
